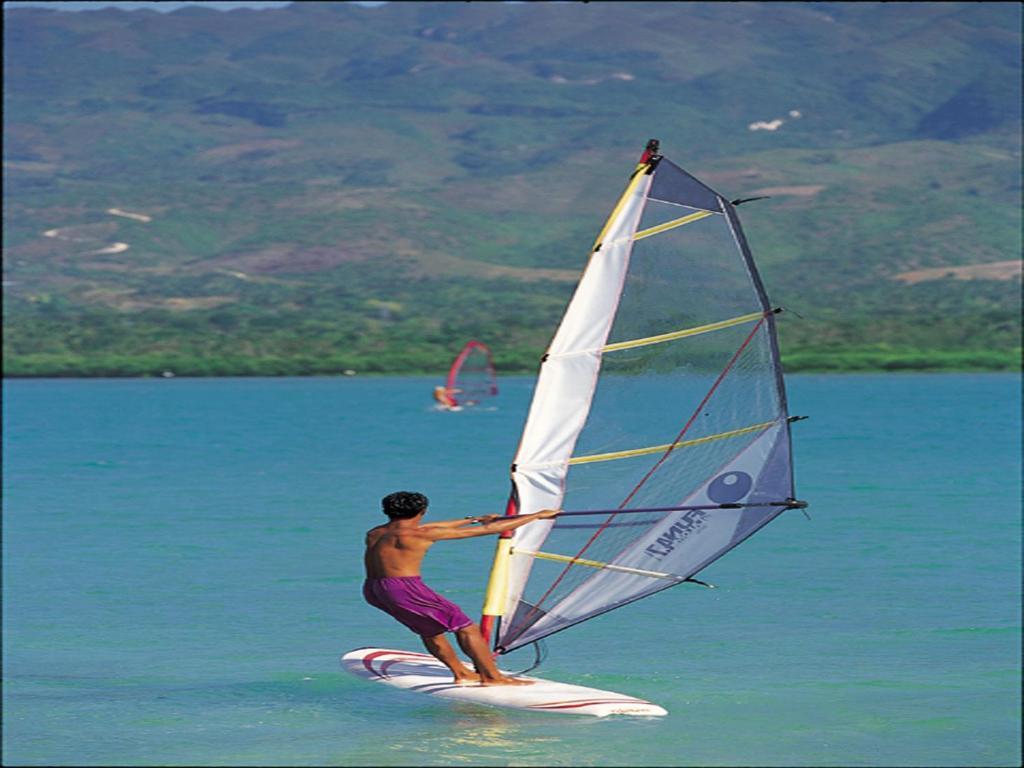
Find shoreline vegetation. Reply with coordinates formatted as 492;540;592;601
4;5;1020;383
3;347;1019;378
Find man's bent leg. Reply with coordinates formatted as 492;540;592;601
454;624;532;686
420;633;480;684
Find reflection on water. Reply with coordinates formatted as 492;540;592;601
435;705;523;749
374;703;615;767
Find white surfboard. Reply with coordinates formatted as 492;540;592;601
341;647;667;717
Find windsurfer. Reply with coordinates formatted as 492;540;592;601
432;385;457;410
364;491;559;685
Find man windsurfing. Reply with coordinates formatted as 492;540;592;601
432;385;458;410
363;491;558;685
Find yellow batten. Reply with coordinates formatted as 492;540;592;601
568;420;777;466
513;548;679;581
631;210;715;242
481;538;514;617
602;311;764;354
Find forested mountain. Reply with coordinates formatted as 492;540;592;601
3;1;1020;375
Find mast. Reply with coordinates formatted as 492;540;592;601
479;489;518;644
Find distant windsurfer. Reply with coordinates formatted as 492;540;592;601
432;385;458;410
364;491;559;685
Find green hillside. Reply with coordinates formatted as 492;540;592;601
3;1;1021;376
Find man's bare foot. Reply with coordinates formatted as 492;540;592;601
453;671;483;685
480;675;533;686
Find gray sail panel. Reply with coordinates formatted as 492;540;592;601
648;157;723;212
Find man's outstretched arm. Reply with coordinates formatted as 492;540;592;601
424;509;559;540
421;515;499;530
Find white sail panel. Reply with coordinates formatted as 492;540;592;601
500;170;653;618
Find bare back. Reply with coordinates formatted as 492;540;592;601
364;523;434;578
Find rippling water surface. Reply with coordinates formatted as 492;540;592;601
3;374;1020;766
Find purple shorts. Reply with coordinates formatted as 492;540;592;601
363;576;474;637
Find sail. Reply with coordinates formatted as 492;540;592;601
481;141;803;654
446;340;498;407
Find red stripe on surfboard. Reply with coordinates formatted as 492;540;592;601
528;698;650;710
380;658;410;678
361;649;434;678
529;696;648;706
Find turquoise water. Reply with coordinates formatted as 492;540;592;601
2;374;1020;767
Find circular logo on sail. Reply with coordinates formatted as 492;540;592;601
707;471;753;504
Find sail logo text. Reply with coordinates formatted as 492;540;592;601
645;510;708;559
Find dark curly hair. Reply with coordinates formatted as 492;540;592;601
381;491;429;519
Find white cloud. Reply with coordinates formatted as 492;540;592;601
748;119;784;132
